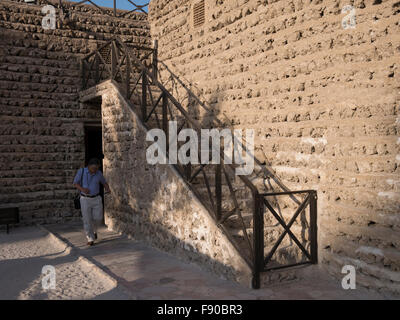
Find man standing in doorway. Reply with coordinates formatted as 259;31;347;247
73;158;111;246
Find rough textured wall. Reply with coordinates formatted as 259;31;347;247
149;0;400;294
0;0;150;224
80;80;252;285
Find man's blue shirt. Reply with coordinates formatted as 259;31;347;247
73;167;107;196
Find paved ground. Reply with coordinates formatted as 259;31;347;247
36;222;386;300
0;226;130;300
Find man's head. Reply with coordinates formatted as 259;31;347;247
88;158;101;174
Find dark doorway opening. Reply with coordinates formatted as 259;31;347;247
84;124;104;167
84;123;105;223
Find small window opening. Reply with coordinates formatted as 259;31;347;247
193;0;205;28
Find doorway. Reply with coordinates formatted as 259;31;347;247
84;123;105;223
84;123;104;167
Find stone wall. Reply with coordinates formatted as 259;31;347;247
80;80;252;285
0;0;150;224
149;0;400;295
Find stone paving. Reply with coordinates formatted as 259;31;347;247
43;222;387;300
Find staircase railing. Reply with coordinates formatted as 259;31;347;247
253;190;318;287
80;37;318;289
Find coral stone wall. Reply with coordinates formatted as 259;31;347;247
149;0;400;294
0;0;150;224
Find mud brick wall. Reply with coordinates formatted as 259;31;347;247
149;0;400;295
82;80;251;285
0;0;150;224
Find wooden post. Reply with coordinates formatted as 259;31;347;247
162;92;169;149
184;124;192;180
111;41;117;80
185;164;192;181
152;39;158;81
141;71;147;122
215;163;222;221
310;191;318;264
252;192;264;289
126;54;131;99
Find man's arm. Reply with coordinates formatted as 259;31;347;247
103;183;111;194
99;172;111;193
73;183;90;195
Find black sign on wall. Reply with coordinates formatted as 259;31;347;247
0;208;19;234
